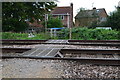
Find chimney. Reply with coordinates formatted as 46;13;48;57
71;3;73;8
93;7;96;10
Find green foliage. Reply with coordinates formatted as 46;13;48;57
2;32;50;40
106;7;120;30
59;27;120;40
0;32;2;39
89;21;98;28
1;28;119;40
2;2;57;32
45;18;63;28
3;18;28;32
77;7;86;13
59;28;69;39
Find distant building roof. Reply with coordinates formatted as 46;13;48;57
51;7;71;15
75;8;107;18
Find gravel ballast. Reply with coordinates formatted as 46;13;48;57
2;58;120;78
2;44;119;50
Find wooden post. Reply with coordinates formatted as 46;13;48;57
69;3;73;40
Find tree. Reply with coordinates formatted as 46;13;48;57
2;2;57;32
106;7;120;30
77;7;86;13
45;17;63;28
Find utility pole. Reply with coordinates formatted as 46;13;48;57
67;13;71;39
45;14;48;33
69;27;72;39
44;2;47;33
69;3;73;40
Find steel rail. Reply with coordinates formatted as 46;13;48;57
2;48;120;54
2;48;120;53
2;39;120;43
1;56;120;66
2;48;31;53
2;43;45;45
1;39;47;42
1;40;47;45
68;42;120;47
69;43;120;47
2;40;120;47
68;40;120;43
2;42;120;47
60;49;120;54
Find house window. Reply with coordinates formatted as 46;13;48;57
96;10;100;13
58;15;64;20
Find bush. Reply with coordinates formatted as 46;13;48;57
45;18;63;28
59;27;120;40
1;28;119;40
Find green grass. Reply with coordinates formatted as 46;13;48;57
1;28;120;40
1;32;50;40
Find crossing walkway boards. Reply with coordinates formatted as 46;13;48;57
20;43;65;57
20;40;68;57
45;40;68;44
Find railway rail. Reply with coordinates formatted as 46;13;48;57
2;55;120;66
60;49;120;54
68;40;120;43
1;39;47;45
68;40;120;47
1;39;120;47
2;48;31;53
2;39;120;42
2;48;120;54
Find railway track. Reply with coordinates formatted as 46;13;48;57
2;48;120;54
60;49;120;54
1;39;47;45
60;49;120;61
1;47;120;66
2;48;31;53
68;40;120;47
2;40;120;78
2;39;120;42
2;39;120;47
1;39;120;65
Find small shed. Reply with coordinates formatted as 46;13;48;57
96;27;112;30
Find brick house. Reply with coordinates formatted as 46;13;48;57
25;17;43;33
50;3;73;28
75;8;108;27
26;17;43;28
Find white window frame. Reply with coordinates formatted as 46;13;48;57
101;17;106;21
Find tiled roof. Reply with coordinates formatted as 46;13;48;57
75;8;106;18
51;7;71;15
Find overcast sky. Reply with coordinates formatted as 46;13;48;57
57;0;120;18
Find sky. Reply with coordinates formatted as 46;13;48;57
57;0;120;18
